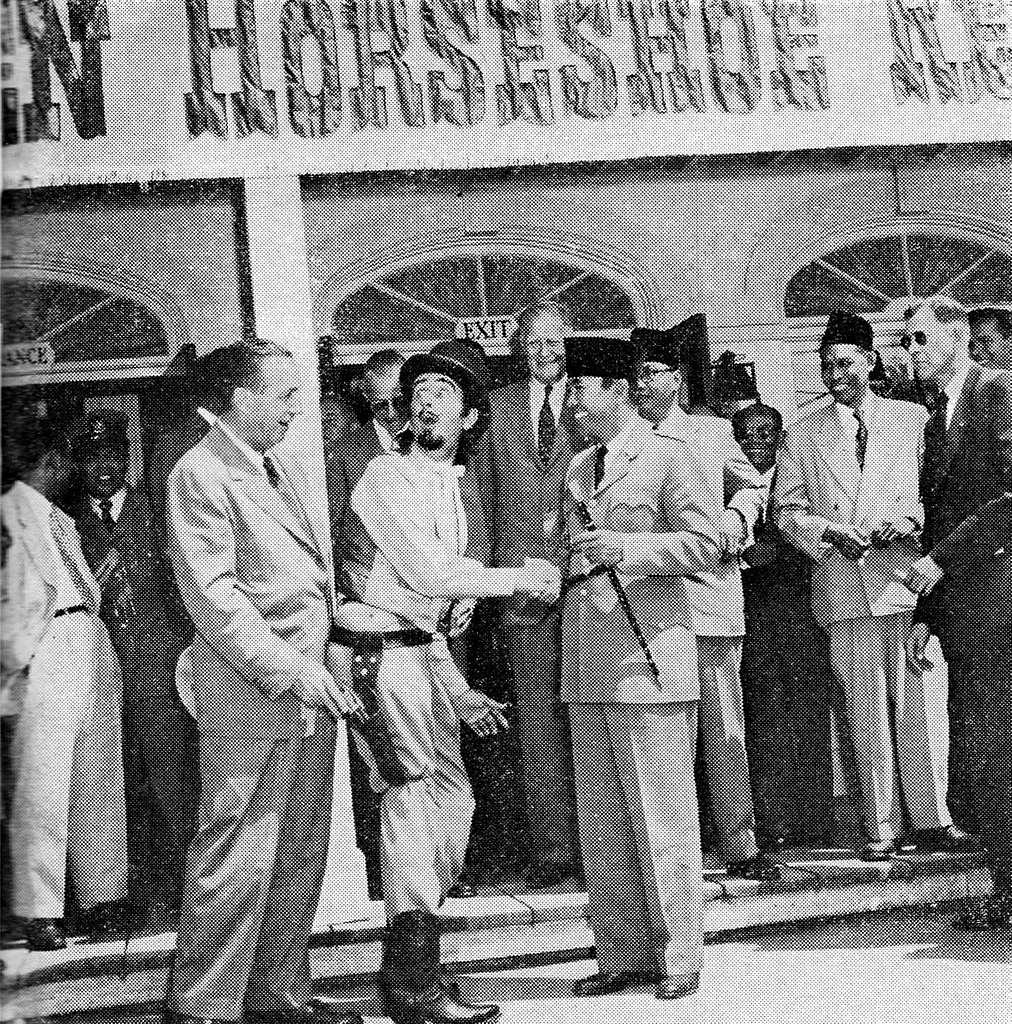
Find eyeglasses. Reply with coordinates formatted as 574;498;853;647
369;395;405;415
636;367;678;382
900;332;927;350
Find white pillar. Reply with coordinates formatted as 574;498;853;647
242;174;372;927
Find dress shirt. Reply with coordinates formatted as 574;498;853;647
528;375;567;435
90;488;127;523
942;359;973;429
372;419;394;452
10;481;92;608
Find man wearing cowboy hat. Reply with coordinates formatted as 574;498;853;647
773;310;953;861
338;341;560;1024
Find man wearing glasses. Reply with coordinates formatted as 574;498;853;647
900;297;1012;929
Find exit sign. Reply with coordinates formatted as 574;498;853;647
454;317;517;345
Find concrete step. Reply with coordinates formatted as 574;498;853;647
0;849;992;1022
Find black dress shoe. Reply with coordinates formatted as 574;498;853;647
84;899;132;940
573;970;653;996
522;860;576;891
655;971;701;1000
245;997;364;1024
445;879;478;898
23;918;67;951
952;895;1012;931
927;825;980;853
725;853;781;881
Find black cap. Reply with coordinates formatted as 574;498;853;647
71;410;129;460
631;313;707;369
820;311;874;352
968;306;1012;334
711;351;759;402
401;341;490;409
564;335;638;380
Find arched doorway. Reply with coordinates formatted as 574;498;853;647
319;246;642;396
784;229;1012;405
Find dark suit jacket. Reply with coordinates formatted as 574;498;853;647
471;378;581;595
77;487;189;694
919;365;1012;641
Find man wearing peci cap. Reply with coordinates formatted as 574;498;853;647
629;315;779;881
72;411;196;923
773;311;953;860
560;333;721;1001
338;341;560;1024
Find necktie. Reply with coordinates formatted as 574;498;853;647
538;383;556;463
854;408;868;470
264;454;315;540
922;391;949;492
49;507;98;612
593;444;608;488
99;498;115;531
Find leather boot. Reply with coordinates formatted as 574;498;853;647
379;912;499;1024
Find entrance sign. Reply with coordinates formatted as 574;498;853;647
2;341;55;372
2;0;1009;187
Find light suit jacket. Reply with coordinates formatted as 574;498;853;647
167;424;333;738
655;408;769;637
773;396;927;627
559;416;722;705
1;482;101;687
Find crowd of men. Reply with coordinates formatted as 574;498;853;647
0;299;1009;1024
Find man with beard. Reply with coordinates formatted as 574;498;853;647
774;311;952;861
338;341;560;1024
902;297;1012;928
629;316;778;881
561;333;718;1001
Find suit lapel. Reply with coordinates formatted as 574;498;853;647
855;399;890;502
512;380;541;465
816;405;861;498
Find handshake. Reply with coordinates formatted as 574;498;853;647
514;557;562;603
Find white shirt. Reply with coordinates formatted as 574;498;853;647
942;359;973;429
528;375;568;436
90;487;127;522
372;419;394;452
833;394;875;452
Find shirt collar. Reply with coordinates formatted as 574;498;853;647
372;419;394;451
943;358;973;407
199;407;270;474
608;412;650;455
834;391;876;424
90;487;128;520
405;448;466;479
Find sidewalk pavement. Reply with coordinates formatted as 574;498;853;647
0;845;993;1022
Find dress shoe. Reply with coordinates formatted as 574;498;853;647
573;970;653;996
245;995;364;1024
655;971;701;1000
925;825;980;853
725;853;781;881
951;894;1012;931
521;859;576;891
23;918;67;951
84;899;131;940
445;879;478;898
858;836;915;862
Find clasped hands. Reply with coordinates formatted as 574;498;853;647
515;556;562;603
823;518;916;561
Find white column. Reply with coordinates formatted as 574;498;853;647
242;174;372;927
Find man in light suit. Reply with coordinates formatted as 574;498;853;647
630;317;779;880
165;341;364;1024
774;311;953;860
560;334;719;1001
471;300;581;885
1;410;129;951
901;297;1012;927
